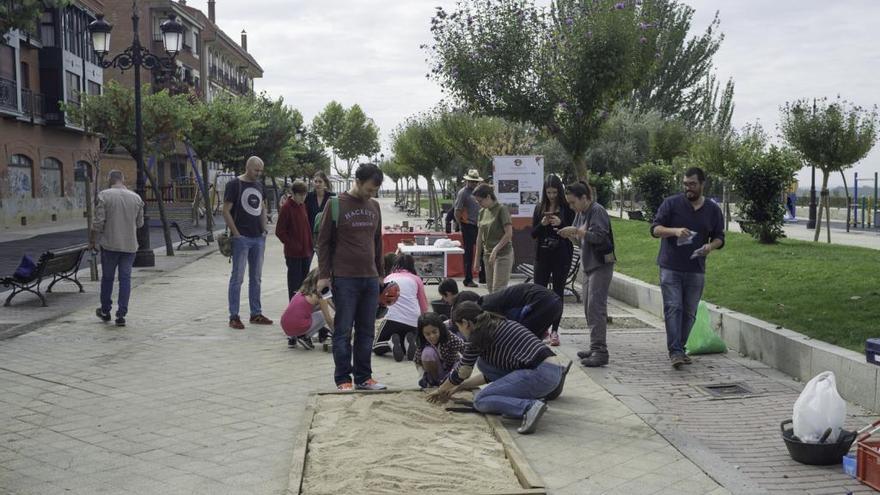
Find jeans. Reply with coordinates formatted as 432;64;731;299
584;264;614;355
483;249;514;293
461;223;478;282
659;268;705;357
533;244;573;299
332;276;379;385
228;235;266;319
473;360;563;418
100;249;136;318
285;256;312;300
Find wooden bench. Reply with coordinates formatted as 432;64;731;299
1;245;88;307
515;245;582;302
170;221;212;250
626;210;645;221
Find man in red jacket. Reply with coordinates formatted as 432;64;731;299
276;180;313;300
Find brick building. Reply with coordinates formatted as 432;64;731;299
0;0;105;229
100;0;263;205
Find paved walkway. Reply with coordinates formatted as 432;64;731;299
0;198;874;494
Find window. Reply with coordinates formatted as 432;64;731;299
0;44;14;80
87;80;101;95
74;161;89;208
192;31;200;56
8;154;34;198
65;71;81;103
20;62;30;90
40;11;56;47
40;157;63;198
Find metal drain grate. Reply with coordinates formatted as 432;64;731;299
696;382;753;398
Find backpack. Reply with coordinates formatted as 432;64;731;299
313;196;339;238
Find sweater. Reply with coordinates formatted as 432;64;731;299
448;319;554;385
316;192;383;279
275;199;312;258
414;332;466;371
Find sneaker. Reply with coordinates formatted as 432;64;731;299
682;354;693;365
464;280;478;288
549;332;560;347
580;353;608;367
115;317;126;327
297;336;315;350
229;316;245;330
390;334;404;362
288;337;298;348
671;354;686;369
317;327;331;343
517;400;547;434
544;360;572;401
356;378;387;391
96;308;111;322
576;350;593;360
405;332;417;361
249;314;273;325
336;382;354;391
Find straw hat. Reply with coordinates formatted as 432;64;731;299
462;169;484;182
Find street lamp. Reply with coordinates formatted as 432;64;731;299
88;5;184;267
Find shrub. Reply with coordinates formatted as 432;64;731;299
630;162;677;221
591;174;615;209
728;146;800;244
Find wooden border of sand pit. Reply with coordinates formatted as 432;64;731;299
286;390;546;495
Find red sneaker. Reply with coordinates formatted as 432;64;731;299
336;382;354;391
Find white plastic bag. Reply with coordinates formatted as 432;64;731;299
792;371;846;443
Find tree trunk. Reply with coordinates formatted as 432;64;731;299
573;154;590;182
825;190;832;243
840;171;851;232
814;172;830;242
145;167;174;256
722;181;730;231
84;162;98;281
201;160;214;237
619;179;625;218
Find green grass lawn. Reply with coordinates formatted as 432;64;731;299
611;218;880;352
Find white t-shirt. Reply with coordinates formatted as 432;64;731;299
383;271;428;328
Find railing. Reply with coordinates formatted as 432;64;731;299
143;184;200;204
144;185;174;203
20;89;46;120
174;183;197;203
0;77;18;112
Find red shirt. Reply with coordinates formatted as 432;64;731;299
275;199;312;258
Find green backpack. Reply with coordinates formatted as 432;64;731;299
313;197;340;238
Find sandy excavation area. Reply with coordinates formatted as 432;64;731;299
299;391;524;494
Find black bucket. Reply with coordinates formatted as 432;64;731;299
431;300;451;318
780;419;857;465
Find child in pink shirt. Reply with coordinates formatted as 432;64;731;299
281;269;334;349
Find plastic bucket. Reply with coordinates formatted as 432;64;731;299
780;419;857;465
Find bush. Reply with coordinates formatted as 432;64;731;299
728;146;800;244
630;162;677;221
591;174;615;209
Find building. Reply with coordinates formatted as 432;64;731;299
0;1;105;229
100;0;263;204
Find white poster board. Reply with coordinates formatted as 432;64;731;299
492;155;544;218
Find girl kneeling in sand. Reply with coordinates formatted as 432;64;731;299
426;302;569;434
414;312;465;388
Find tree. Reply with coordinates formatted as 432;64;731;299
336;104;380;178
436;110;536;181
428;0;722;180
728;145;800;244
392;114;457;219
630;161;677;221
1;0;68;35
312;101;346;173
69;81;193;256
780;97;878;242
186;95;260;232
290;129;331;180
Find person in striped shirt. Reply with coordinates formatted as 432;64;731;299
426;302;571;434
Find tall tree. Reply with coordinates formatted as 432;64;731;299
780;97;878;242
392;114;456;218
336;104;380;178
428;0;722;180
1;0;68;35
312;101;347;173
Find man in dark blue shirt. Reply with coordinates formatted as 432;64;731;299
651;167;725;369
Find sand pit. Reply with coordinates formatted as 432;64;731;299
296;391;537;495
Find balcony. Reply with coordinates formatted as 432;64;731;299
0;77;19;113
20;89;46;121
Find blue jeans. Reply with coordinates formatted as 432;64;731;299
473;360;563;417
228;235;266;319
100;249;135;318
659;268;705;357
332;276;379;385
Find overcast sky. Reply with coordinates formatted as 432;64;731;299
188;0;878;188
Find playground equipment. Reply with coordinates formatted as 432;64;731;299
851;172;879;229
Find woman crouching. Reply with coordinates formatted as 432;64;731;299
426;301;568;434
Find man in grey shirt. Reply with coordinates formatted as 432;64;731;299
454;169;483;287
90;170;144;327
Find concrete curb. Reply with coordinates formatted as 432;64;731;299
608;271;880;413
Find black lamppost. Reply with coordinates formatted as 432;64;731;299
88;4;184;267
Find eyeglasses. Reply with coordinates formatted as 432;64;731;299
683;181;700;188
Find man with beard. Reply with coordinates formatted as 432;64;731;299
651;167;725;369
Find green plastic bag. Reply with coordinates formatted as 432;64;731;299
685;301;727;355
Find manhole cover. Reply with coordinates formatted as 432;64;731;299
696;382;753;398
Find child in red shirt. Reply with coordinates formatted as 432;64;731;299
281;269;333;349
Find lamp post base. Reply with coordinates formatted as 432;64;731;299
132;216;155;267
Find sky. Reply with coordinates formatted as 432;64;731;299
186;0;879;188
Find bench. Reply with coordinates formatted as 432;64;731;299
170;221;212;250
626;210;645;221
1;245;88;307
515;245;582;302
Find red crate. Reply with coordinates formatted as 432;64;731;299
856;437;880;490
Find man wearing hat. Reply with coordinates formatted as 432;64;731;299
455;169;483;288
